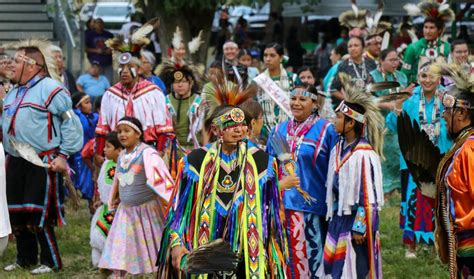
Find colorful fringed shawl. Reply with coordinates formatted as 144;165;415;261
324;138;384;279
157;142;288;278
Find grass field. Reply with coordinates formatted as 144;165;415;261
0;196;449;278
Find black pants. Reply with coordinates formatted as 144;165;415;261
14;225;62;269
6;156;64;269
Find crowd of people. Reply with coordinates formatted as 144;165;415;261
0;0;472;278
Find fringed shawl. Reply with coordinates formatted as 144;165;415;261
96;79;174;141
326;140;384;219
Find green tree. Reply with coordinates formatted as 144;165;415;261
136;0;219;63
136;0;320;63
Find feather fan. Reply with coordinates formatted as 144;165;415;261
9;139;81;209
397;112;442;197
182;238;239;274
268;132;317;204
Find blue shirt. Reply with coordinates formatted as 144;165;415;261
2;76;83;157
267;117;338;215
74;109;98;145
386;86;452;170
77;74;110;98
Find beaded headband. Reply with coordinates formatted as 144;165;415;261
213;108;246;130
290;88;319;100
116;120;142;135
335;101;366;123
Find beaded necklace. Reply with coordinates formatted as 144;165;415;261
286;114;319;161
418;89;441;143
350;57;368;87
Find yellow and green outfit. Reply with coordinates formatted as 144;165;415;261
157;141;288;278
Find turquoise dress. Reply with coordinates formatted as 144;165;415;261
370;69;408;193
386;86;452;245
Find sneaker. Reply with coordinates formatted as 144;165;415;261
405;250;417;259
30;265;53;275
4;263;21;272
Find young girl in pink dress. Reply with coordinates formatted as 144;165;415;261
99;116;174;276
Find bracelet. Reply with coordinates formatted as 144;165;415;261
393;107;402;113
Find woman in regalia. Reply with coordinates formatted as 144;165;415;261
266;83;338;278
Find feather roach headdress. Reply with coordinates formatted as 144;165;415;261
365;1;391;37
202;73;257;130
340;0;391;42
4;39;60;82
106;18;160;64
404;0;455;23
339;0;368;30
336;73;385;158
430;62;474;109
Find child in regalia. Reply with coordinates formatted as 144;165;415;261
90;132;122;267
322;73;385;279
69;93;98;211
98;117;174;276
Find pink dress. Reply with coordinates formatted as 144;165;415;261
98;143;173;274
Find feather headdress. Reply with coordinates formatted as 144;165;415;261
338;73;385;158
339;6;368;30
203;74;257;114
172;26;183;50
202;73;257;128
172;26;204;54
404;0;455;23
365;1;391;37
430;62;474;98
188;30;204;54
4;39;60;82
106;18;160;56
339;0;391;40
